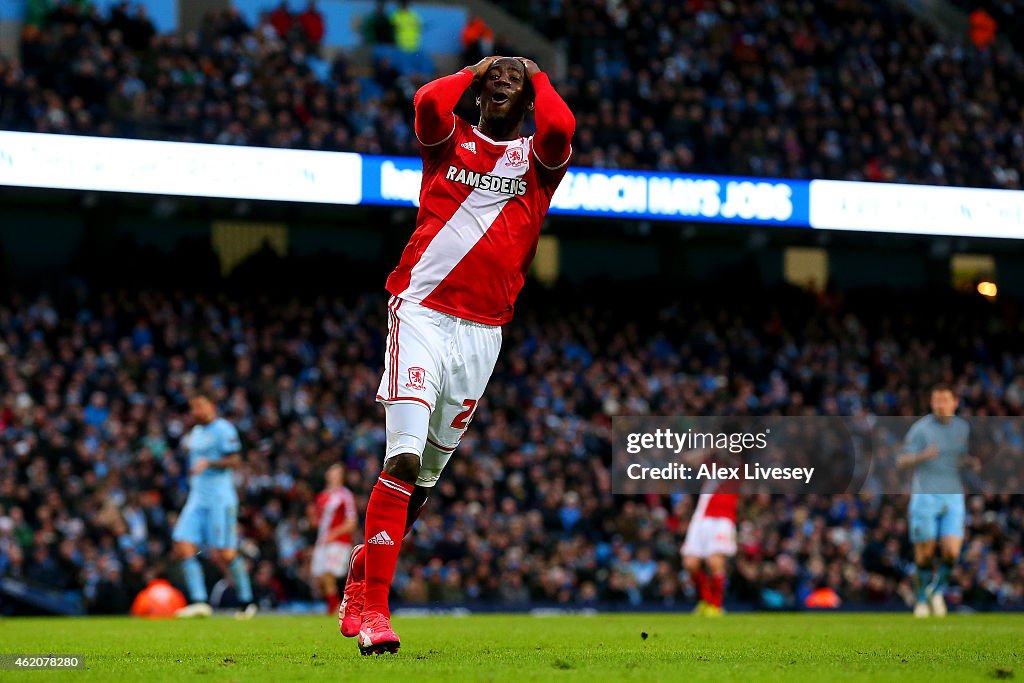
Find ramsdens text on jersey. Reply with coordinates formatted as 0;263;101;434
445;165;528;196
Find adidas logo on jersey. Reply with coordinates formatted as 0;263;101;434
460;141;477;154
367;531;395;546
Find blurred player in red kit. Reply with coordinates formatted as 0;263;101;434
310;463;357;615
682;452;740;616
339;55;575;654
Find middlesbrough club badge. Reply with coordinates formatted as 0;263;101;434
505;146;527;167
406;366;427;391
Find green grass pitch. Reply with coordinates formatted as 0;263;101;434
0;613;1020;682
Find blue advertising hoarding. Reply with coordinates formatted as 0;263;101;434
360;155;812;228
1;131;1023;238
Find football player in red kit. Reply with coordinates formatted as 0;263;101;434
340;55;575;654
311;464;357;615
681;446;741;616
682;477;739;616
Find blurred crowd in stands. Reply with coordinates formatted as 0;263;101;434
1;0;1024;188
0;248;1022;614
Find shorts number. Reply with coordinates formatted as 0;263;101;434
450;399;478;429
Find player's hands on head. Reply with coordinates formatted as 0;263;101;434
515;57;540;78
468;56;504;80
192;458;210;475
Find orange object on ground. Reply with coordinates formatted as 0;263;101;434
130;579;187;618
805;587;842;609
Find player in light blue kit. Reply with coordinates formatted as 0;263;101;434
897;384;971;618
172;393;256;618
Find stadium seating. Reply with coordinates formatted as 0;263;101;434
1;1;1023;188
0;253;1021;612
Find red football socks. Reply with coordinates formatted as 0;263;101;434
708;573;726;608
362;473;415;616
350;544;366;581
350;544;366;583
405;491;429;537
693;569;710;604
351;490;428;583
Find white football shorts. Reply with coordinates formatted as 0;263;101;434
682;515;737;559
376;296;502;487
311;542;352;578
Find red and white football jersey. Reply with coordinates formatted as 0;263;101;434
694;478;740;522
315;486;356;546
386;69;574;326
